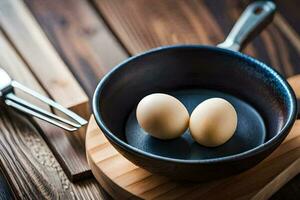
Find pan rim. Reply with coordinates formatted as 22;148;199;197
92;44;297;164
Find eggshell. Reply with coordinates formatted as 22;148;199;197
189;98;237;147
136;93;189;139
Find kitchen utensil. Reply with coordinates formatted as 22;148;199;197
93;1;297;181
0;68;87;131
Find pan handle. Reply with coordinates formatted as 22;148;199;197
217;1;276;52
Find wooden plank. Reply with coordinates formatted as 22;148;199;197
0;32;49;110
24;0;128;98
0;108;107;199
93;0;300;77
0;28;90;181
0;0;89;119
252;158;300;200
276;0;300;35
0;0;95;180
17;0;129;179
0;31;106;199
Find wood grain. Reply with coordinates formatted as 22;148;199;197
93;0;300;77
0;31;49;110
252;158;300;200
86;116;300;200
24;0;128;98
0;29;90;181
0;28;102;193
0;0;89;119
0;107;106;199
276;0;300;35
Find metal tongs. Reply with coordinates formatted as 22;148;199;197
0;68;87;131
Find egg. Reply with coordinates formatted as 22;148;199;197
136;93;189;139
189;98;237;147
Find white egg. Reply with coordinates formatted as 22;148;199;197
136;93;189;140
189;98;237;147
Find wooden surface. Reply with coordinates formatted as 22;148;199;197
0;27;104;197
0;0;89;115
86;115;300;200
0;107;107;199
0;0;93;181
94;0;300;77
25;0;128;98
0;0;298;199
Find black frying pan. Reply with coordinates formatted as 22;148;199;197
93;1;297;181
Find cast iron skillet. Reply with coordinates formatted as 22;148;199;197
93;1;297;181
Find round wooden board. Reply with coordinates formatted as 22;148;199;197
86;115;300;200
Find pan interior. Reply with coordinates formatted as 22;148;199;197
125;89;266;160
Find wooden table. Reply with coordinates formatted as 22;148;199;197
0;0;299;199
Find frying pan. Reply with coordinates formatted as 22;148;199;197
92;1;297;181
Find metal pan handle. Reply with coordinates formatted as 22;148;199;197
217;1;276;52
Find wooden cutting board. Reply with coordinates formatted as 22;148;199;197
86;115;300;200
